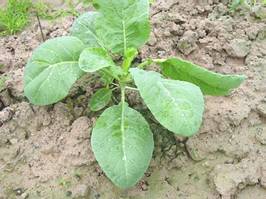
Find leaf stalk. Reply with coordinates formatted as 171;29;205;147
138;58;153;69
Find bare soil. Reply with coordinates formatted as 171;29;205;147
0;0;266;199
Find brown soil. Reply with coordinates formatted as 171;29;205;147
0;0;266;199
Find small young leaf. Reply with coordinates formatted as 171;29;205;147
79;47;115;73
24;36;85;105
89;88;112;111
157;58;246;96
122;48;138;72
91;103;154;188
130;68;204;137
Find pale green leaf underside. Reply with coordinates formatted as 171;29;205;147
89;88;112;111
24;36;85;105
159;58;246;96
79;47;115;72
70;0;150;54
130;68;204;137
91;103;154;188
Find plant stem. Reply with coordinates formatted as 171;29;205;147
111;83;120;87
152;58;167;63
122;20;127;56
111;87;119;91
120;84;128;173
120;83;125;142
137;58;166;69
138;58;153;69
125;86;138;91
121;84;126;104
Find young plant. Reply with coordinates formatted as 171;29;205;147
24;0;246;189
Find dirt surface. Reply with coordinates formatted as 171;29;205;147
0;0;266;199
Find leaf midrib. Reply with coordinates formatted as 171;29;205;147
122;20;127;55
120;95;129;182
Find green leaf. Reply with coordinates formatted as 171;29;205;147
130;68;204;137
70;0;150;55
157;58;246;96
24;36;85;105
91;103;154;188
98;66;124;86
122;48;138;72
98;69;114;85
70;12;105;49
93;0;150;54
89;88;112;111
79;47;115;72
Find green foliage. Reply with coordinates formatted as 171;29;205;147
123;48;138;72
89;88;112;111
70;0;150;54
0;0;32;36
24;36;85;105
24;0;246;189
91;103;154;188
79;48;115;72
70;12;101;47
130;68;204;136
0;0;87;36
158;58;246;96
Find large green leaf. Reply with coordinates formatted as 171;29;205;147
89;88;112;111
91;103;154;188
79;47;115;72
130;68;204;137
70;12;105;49
93;0;150;54
157;58;246;96
24;36;85;105
71;1;150;54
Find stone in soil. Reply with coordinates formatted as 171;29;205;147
225;39;251;58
